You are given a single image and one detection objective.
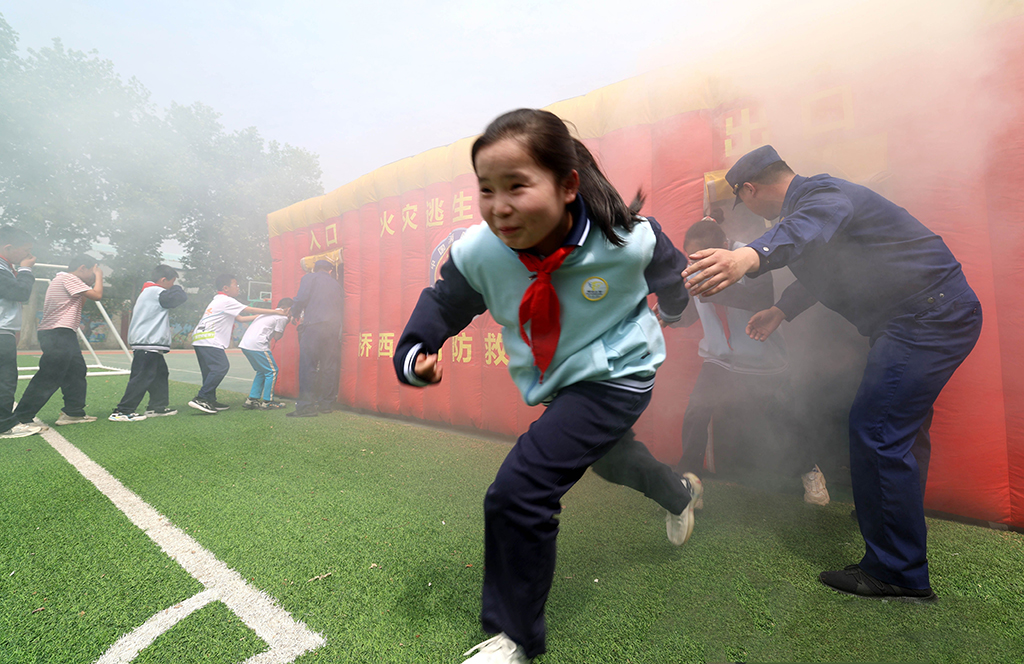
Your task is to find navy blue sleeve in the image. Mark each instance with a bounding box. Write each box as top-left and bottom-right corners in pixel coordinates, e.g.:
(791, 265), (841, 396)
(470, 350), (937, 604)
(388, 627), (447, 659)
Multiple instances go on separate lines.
(643, 217), (690, 322)
(394, 258), (487, 386)
(290, 274), (312, 319)
(775, 280), (818, 321)
(746, 187), (853, 276)
(158, 285), (188, 309)
(0, 268), (35, 303)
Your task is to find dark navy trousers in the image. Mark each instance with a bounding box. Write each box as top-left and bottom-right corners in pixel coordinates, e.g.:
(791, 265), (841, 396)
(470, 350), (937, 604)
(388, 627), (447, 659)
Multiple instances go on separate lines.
(851, 288), (982, 589)
(16, 328), (88, 421)
(0, 334), (19, 432)
(115, 350), (170, 413)
(678, 363), (816, 477)
(193, 345), (230, 403)
(480, 381), (690, 658)
(296, 322), (341, 410)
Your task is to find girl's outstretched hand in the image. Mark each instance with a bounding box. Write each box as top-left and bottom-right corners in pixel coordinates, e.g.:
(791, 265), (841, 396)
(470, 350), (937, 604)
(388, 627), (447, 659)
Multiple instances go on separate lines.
(415, 352), (443, 384)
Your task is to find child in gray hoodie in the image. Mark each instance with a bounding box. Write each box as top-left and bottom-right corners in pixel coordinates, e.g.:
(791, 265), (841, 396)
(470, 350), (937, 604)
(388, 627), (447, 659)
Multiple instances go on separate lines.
(110, 265), (188, 421)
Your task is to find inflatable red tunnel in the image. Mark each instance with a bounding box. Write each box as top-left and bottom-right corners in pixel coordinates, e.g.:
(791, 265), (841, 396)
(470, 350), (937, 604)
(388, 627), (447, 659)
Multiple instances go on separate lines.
(270, 13), (1024, 529)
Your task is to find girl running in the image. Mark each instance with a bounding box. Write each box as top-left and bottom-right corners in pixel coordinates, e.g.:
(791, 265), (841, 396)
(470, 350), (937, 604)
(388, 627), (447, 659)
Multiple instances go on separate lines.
(394, 108), (700, 663)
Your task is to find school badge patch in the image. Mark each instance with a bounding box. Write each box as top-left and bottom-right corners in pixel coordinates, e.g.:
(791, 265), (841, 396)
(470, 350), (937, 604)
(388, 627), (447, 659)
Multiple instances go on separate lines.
(581, 277), (609, 301)
(429, 228), (467, 286)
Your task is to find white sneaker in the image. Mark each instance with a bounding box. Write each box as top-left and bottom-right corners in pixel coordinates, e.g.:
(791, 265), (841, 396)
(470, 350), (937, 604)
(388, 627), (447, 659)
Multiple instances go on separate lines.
(187, 399), (217, 415)
(144, 408), (178, 417)
(55, 413), (97, 426)
(0, 423), (42, 438)
(461, 633), (529, 663)
(666, 473), (703, 546)
(108, 412), (148, 422)
(31, 417), (50, 431)
(802, 465), (830, 506)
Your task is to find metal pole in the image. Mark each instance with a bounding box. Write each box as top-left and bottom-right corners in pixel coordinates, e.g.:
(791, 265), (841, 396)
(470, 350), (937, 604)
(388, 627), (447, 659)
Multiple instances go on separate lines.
(95, 300), (132, 360)
(77, 325), (103, 367)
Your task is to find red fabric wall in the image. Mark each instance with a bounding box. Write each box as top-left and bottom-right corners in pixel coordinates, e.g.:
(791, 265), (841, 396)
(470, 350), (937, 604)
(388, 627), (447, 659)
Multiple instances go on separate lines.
(986, 25), (1024, 529)
(269, 16), (1024, 527)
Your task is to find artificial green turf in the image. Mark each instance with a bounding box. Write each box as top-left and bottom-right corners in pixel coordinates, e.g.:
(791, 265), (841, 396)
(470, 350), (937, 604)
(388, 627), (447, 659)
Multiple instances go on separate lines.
(3, 373), (1024, 663)
(0, 414), (204, 663)
(133, 601), (266, 663)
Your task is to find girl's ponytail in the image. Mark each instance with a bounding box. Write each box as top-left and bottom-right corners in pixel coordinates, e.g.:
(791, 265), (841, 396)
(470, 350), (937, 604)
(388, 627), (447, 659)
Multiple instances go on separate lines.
(572, 138), (642, 247)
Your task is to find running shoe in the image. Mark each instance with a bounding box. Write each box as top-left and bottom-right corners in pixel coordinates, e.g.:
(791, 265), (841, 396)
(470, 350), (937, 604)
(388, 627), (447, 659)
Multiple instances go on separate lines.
(144, 408), (178, 417)
(666, 473), (703, 546)
(0, 423), (42, 438)
(802, 464), (830, 506)
(187, 398), (217, 414)
(55, 413), (97, 425)
(461, 633), (529, 664)
(108, 412), (147, 422)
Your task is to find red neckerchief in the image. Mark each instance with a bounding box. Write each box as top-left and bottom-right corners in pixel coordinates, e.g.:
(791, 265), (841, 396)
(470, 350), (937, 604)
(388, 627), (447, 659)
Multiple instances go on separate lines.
(141, 281), (159, 292)
(517, 244), (576, 382)
(713, 303), (733, 350)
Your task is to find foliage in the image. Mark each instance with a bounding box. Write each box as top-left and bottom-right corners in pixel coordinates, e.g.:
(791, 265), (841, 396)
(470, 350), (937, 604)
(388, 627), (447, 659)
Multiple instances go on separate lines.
(0, 12), (323, 309)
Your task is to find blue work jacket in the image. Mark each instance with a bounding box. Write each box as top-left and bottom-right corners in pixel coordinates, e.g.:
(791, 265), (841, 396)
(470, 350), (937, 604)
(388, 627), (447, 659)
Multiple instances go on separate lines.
(748, 174), (969, 337)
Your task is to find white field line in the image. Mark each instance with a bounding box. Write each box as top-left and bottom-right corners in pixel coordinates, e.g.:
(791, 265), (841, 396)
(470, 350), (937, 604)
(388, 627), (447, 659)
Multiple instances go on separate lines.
(97, 589), (217, 663)
(40, 428), (326, 664)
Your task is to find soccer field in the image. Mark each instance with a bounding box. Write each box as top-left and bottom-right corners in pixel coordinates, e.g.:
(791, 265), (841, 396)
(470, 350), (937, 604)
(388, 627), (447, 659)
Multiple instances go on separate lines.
(2, 374), (1023, 663)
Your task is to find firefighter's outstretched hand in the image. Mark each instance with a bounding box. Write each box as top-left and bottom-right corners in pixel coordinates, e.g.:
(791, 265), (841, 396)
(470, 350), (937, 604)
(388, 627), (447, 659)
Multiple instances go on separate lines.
(682, 247), (760, 297)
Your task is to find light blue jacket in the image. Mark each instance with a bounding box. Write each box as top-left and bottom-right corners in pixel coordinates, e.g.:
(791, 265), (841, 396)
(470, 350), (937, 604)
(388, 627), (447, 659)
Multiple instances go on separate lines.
(395, 196), (690, 406)
(452, 218), (665, 405)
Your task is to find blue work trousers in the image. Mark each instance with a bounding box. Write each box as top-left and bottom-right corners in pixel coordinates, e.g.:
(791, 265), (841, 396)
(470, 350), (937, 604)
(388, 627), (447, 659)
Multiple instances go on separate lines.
(851, 288), (982, 589)
(481, 381), (690, 658)
(296, 322), (340, 410)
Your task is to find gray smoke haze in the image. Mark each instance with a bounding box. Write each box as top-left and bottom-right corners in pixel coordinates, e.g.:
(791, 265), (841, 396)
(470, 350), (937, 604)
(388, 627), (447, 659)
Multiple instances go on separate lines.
(632, 0), (1016, 484)
(4, 0), (723, 191)
(5, 1), (1012, 484)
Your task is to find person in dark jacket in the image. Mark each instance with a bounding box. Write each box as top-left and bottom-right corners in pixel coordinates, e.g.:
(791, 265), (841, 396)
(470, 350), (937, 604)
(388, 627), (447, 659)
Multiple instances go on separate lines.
(287, 260), (343, 417)
(683, 145), (982, 603)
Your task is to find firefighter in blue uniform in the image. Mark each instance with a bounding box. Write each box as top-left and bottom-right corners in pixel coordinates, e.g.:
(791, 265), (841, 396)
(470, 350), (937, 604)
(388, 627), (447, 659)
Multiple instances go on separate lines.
(683, 145), (982, 602)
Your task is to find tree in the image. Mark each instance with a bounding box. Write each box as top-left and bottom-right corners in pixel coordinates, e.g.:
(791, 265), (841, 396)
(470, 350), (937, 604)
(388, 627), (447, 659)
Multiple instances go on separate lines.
(168, 103), (323, 292)
(0, 11), (324, 315)
(0, 23), (165, 260)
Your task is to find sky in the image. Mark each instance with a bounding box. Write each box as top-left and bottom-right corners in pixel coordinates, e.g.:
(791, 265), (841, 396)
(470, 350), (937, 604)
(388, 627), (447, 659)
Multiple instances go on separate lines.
(0, 0), (837, 193)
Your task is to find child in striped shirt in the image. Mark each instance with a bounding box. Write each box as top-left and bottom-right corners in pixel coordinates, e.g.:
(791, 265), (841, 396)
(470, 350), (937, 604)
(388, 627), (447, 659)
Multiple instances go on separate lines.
(14, 255), (103, 426)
